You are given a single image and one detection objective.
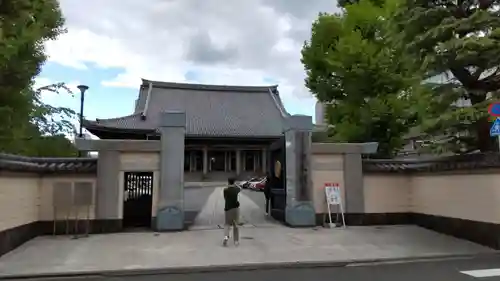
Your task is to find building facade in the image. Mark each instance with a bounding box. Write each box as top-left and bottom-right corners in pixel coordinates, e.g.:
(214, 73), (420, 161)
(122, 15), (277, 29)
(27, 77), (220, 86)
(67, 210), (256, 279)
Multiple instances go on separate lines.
(83, 79), (291, 181)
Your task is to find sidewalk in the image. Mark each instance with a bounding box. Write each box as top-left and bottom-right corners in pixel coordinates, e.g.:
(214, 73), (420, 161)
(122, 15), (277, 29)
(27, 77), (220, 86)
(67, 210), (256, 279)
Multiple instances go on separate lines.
(0, 225), (496, 278)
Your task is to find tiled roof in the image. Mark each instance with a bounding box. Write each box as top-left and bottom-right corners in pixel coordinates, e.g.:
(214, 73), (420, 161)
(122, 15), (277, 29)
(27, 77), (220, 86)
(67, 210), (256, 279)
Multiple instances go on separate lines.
(84, 79), (289, 138)
(363, 153), (500, 173)
(0, 153), (97, 174)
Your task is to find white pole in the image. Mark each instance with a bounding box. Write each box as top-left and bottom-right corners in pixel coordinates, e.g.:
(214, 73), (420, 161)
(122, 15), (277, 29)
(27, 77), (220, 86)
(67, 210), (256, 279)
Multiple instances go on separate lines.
(339, 202), (346, 228)
(327, 202), (333, 228)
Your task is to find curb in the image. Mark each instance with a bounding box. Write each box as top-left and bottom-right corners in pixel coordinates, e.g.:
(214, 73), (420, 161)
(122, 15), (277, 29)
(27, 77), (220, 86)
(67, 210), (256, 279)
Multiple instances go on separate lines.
(1, 252), (499, 279)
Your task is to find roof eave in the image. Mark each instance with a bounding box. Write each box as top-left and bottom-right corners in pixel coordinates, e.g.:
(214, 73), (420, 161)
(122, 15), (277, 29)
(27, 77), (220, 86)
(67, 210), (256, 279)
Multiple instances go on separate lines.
(141, 78), (278, 93)
(83, 124), (284, 139)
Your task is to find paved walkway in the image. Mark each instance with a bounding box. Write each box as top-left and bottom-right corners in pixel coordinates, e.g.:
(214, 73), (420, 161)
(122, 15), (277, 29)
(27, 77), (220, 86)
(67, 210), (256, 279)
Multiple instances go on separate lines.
(0, 225), (496, 277)
(191, 187), (272, 230)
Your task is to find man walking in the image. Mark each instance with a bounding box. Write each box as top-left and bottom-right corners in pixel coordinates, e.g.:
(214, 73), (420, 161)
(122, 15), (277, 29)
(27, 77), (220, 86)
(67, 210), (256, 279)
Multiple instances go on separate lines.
(223, 177), (240, 246)
(264, 172), (272, 216)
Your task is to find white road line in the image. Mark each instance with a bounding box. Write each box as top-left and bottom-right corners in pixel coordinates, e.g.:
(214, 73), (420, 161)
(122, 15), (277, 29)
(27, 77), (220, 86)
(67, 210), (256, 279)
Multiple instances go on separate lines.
(460, 268), (500, 278)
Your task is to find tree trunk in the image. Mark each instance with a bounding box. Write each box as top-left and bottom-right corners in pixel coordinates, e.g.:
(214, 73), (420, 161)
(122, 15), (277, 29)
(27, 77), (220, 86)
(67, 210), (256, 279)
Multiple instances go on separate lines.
(476, 117), (496, 152)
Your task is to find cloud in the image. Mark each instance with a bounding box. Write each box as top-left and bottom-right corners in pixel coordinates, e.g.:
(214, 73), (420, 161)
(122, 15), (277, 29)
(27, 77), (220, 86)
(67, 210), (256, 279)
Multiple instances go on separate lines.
(45, 0), (341, 115)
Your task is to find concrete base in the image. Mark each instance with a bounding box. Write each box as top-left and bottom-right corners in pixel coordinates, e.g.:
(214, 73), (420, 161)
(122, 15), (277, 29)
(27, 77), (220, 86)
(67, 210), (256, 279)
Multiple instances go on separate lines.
(285, 202), (316, 227)
(156, 206), (184, 231)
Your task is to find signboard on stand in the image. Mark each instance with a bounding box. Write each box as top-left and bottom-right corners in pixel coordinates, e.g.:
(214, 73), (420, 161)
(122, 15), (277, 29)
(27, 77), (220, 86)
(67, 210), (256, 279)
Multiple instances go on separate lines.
(324, 183), (346, 228)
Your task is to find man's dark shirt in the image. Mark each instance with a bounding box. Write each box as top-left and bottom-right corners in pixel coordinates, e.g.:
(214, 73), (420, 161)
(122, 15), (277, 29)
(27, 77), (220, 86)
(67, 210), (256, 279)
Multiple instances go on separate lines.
(224, 185), (240, 211)
(264, 177), (271, 198)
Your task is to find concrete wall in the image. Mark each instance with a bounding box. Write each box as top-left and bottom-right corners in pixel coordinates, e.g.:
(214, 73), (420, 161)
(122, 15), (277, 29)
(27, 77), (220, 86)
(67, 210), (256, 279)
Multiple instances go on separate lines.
(310, 148), (500, 248)
(363, 172), (500, 224)
(311, 154), (345, 214)
(39, 175), (97, 221)
(0, 174), (40, 232)
(310, 147), (500, 226)
(363, 175), (411, 213)
(0, 172), (97, 232)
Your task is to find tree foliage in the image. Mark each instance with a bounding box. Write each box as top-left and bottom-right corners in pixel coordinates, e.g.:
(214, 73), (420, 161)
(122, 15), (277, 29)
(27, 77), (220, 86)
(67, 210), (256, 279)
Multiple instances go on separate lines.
(1, 83), (79, 157)
(393, 0), (500, 153)
(0, 0), (78, 157)
(302, 0), (426, 157)
(32, 83), (77, 136)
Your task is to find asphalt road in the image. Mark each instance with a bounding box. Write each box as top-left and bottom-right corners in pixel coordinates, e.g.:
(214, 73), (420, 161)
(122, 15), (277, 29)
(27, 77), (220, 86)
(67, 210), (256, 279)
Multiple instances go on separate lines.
(13, 255), (500, 281)
(8, 256), (500, 281)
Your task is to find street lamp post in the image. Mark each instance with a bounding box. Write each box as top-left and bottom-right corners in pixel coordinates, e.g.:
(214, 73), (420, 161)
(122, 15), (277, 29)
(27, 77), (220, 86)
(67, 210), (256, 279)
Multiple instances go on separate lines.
(76, 85), (89, 157)
(77, 85), (89, 138)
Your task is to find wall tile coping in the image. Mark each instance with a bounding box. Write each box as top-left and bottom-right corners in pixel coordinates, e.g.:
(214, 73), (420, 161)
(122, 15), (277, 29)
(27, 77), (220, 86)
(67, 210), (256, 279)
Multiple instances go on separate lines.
(363, 153), (500, 173)
(0, 153), (97, 174)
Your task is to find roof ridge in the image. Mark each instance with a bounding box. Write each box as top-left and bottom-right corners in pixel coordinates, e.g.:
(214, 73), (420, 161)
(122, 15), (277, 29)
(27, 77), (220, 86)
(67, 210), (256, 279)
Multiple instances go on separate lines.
(267, 88), (290, 118)
(141, 78), (278, 93)
(89, 113), (142, 123)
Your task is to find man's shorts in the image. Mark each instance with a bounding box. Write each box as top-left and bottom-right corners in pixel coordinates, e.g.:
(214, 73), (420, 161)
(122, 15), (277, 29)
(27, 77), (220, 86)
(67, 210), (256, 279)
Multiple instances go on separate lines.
(225, 208), (239, 225)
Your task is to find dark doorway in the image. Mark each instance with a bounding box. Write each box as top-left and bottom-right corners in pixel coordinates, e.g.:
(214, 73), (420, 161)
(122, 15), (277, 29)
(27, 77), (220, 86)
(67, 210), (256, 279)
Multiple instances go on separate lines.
(268, 137), (286, 223)
(208, 151), (225, 171)
(123, 172), (154, 228)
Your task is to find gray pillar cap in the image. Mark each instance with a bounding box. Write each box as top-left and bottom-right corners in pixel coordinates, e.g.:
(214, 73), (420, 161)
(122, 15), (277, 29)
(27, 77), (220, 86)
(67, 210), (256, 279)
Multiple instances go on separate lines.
(158, 111), (186, 128)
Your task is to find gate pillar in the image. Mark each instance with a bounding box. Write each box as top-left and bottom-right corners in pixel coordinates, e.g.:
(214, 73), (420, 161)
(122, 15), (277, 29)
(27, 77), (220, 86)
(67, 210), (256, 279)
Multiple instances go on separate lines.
(284, 115), (315, 227)
(156, 111), (186, 231)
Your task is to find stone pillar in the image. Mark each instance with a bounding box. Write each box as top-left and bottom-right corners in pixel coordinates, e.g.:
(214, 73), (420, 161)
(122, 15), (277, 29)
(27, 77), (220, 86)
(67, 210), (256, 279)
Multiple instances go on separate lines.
(284, 115), (315, 227)
(96, 151), (121, 223)
(156, 111), (186, 231)
(203, 146), (208, 175)
(236, 149), (241, 176)
(189, 151), (194, 172)
(343, 153), (364, 213)
(253, 151), (257, 172)
(262, 148), (267, 174)
(224, 151), (228, 172)
(242, 151), (246, 171)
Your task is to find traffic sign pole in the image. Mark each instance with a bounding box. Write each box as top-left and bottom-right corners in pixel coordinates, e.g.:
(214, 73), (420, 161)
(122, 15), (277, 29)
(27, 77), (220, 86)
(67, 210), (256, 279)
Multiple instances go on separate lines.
(490, 118), (500, 152)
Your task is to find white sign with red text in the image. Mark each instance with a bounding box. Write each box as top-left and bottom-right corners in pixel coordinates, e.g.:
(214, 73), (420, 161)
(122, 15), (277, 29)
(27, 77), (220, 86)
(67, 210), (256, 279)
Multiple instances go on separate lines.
(324, 183), (342, 205)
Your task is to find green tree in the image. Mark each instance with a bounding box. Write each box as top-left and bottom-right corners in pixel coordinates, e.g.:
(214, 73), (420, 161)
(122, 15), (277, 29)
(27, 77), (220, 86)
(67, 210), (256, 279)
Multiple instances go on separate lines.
(338, 0), (385, 8)
(32, 83), (77, 136)
(302, 0), (426, 157)
(393, 0), (500, 153)
(0, 0), (78, 157)
(3, 83), (79, 157)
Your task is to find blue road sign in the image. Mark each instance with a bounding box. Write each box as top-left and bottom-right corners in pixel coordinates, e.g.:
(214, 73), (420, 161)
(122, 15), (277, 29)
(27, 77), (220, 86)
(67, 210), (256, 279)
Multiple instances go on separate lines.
(490, 118), (500, 137)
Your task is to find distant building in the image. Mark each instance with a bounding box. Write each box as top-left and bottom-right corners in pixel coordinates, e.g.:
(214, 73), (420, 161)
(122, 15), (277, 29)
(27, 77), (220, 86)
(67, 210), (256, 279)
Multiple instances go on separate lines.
(315, 101), (331, 125)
